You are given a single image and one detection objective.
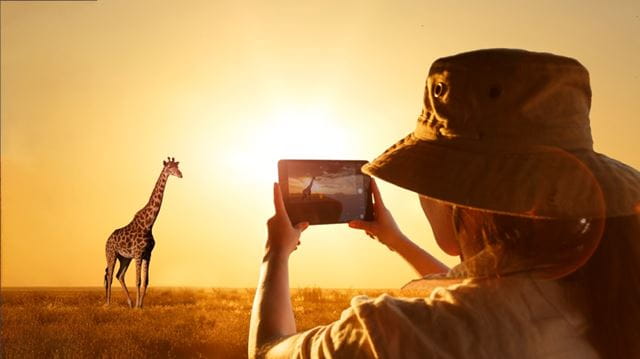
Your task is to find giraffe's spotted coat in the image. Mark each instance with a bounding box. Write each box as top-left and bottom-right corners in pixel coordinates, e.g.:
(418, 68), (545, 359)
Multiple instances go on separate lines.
(104, 157), (182, 308)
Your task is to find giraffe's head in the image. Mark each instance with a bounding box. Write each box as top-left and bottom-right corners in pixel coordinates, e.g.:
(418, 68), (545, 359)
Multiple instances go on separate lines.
(163, 157), (183, 178)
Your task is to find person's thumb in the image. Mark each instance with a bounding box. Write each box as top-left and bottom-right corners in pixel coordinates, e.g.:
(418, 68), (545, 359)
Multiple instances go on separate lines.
(348, 220), (374, 232)
(294, 222), (310, 232)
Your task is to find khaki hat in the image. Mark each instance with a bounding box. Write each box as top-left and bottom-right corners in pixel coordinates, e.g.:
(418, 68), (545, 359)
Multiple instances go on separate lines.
(363, 49), (640, 219)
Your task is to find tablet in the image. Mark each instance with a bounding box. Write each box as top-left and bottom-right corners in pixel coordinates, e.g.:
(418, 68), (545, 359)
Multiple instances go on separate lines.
(278, 159), (374, 225)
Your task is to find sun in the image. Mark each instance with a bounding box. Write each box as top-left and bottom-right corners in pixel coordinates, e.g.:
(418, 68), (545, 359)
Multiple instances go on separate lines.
(227, 102), (356, 184)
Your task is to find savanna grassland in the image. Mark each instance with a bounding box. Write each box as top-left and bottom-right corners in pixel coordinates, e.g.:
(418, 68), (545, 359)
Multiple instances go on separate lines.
(0, 287), (416, 358)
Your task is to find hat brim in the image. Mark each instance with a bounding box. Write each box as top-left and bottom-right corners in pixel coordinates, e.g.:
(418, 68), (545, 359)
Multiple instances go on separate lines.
(362, 133), (640, 218)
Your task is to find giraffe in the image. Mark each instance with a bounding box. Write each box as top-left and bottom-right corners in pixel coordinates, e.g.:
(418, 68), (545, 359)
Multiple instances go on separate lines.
(302, 176), (316, 199)
(104, 157), (182, 308)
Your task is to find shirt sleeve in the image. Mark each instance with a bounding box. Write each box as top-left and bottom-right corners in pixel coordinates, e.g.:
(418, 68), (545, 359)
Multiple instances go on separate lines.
(284, 299), (377, 359)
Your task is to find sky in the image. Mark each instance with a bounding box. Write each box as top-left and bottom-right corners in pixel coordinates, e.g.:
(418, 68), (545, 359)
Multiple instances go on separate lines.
(1, 0), (639, 288)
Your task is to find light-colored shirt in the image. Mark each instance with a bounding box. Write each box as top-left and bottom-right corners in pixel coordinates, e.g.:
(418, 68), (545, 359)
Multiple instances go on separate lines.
(284, 276), (597, 358)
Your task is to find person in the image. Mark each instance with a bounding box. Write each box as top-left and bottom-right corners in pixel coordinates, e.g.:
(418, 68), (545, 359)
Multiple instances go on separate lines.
(248, 49), (640, 358)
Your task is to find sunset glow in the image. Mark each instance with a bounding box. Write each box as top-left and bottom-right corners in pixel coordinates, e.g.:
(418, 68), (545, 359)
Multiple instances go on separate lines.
(1, 0), (639, 288)
(228, 102), (353, 184)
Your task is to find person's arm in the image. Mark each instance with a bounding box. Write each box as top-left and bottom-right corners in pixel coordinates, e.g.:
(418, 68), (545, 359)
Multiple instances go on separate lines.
(248, 183), (309, 359)
(349, 178), (449, 276)
(384, 232), (450, 276)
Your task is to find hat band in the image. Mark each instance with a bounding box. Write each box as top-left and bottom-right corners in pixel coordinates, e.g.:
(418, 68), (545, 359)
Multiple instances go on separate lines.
(414, 115), (594, 151)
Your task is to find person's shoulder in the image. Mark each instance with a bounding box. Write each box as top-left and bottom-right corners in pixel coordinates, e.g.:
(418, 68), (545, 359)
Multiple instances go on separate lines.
(346, 278), (492, 316)
(341, 277), (586, 358)
(339, 284), (493, 358)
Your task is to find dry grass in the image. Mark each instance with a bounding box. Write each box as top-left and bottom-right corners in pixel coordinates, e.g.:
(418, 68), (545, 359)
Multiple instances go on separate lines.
(0, 287), (412, 358)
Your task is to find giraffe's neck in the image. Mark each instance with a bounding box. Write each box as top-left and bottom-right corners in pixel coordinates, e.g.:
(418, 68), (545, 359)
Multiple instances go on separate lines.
(134, 169), (170, 230)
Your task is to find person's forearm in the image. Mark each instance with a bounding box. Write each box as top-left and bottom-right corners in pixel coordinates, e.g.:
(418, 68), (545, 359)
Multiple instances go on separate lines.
(248, 250), (296, 359)
(392, 234), (450, 276)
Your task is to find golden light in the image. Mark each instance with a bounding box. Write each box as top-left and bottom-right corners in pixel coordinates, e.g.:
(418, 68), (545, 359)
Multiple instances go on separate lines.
(227, 101), (355, 184)
(2, 0), (638, 290)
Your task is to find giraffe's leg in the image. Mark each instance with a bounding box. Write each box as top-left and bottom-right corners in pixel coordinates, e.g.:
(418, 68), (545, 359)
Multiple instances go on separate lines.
(104, 247), (117, 306)
(139, 254), (151, 308)
(116, 255), (133, 308)
(134, 257), (142, 308)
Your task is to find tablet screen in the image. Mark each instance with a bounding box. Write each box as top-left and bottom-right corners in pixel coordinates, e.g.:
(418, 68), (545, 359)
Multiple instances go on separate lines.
(278, 160), (373, 225)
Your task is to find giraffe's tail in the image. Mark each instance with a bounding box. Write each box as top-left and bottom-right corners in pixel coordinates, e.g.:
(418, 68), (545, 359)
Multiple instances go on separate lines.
(104, 266), (108, 289)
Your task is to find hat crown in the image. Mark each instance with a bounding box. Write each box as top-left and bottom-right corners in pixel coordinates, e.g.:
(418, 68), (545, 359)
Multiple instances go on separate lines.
(416, 49), (593, 150)
(364, 48), (640, 220)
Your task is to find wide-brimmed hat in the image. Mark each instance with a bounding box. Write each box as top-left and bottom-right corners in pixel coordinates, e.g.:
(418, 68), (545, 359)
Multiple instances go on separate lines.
(363, 49), (640, 219)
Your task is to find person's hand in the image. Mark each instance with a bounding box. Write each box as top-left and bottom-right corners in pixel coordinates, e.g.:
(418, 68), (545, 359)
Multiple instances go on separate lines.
(348, 178), (407, 251)
(266, 182), (309, 258)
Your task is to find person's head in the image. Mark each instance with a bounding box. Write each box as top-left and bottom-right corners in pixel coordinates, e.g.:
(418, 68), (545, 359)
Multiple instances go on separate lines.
(362, 49), (639, 267)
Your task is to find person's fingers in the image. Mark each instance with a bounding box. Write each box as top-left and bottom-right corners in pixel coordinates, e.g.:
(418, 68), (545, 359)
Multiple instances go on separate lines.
(370, 178), (385, 207)
(273, 182), (289, 217)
